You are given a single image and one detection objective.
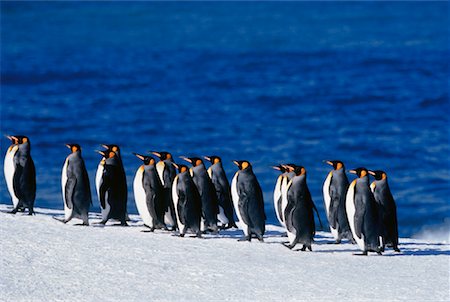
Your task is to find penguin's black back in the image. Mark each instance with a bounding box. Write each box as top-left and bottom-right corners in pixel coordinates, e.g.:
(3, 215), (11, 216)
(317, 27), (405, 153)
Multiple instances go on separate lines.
(236, 167), (266, 236)
(373, 179), (399, 247)
(329, 169), (352, 237)
(192, 165), (218, 227)
(210, 163), (235, 224)
(13, 142), (36, 209)
(142, 165), (165, 225)
(103, 157), (128, 220)
(176, 172), (202, 231)
(66, 151), (91, 218)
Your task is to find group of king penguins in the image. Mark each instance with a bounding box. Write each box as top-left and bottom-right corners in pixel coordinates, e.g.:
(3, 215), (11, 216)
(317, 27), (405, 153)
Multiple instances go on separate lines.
(4, 135), (400, 255)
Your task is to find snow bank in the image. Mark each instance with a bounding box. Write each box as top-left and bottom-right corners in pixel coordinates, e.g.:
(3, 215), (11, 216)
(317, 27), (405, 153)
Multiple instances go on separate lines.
(1, 204), (449, 302)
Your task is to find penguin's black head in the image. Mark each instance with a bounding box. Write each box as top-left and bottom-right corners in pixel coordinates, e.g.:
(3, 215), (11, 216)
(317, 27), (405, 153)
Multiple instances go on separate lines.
(271, 165), (286, 173)
(133, 153), (156, 165)
(285, 164), (306, 176)
(7, 135), (29, 144)
(233, 160), (251, 170)
(173, 163), (189, 173)
(150, 151), (173, 161)
(324, 160), (345, 170)
(96, 150), (116, 159)
(368, 170), (387, 180)
(349, 167), (368, 178)
(66, 144), (81, 153)
(204, 156), (221, 165)
(101, 144), (120, 153)
(180, 156), (203, 167)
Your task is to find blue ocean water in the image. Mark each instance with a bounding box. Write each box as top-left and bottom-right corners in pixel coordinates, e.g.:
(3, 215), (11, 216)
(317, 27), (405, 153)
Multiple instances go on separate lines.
(1, 2), (449, 237)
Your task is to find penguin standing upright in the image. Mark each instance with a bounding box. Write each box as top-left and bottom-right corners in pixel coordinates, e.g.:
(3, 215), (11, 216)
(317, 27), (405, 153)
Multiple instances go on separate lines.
(204, 155), (237, 229)
(323, 160), (354, 243)
(181, 157), (219, 233)
(231, 160), (266, 242)
(96, 150), (128, 225)
(132, 153), (166, 231)
(150, 151), (177, 230)
(282, 164), (316, 250)
(368, 170), (400, 252)
(3, 135), (36, 214)
(272, 164), (291, 227)
(172, 164), (202, 237)
(59, 144), (91, 225)
(346, 167), (382, 255)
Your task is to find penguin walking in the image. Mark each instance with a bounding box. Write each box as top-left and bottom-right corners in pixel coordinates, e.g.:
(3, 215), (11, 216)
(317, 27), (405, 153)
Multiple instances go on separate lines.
(181, 157), (219, 233)
(204, 155), (237, 229)
(133, 153), (166, 231)
(172, 164), (202, 237)
(282, 164), (316, 251)
(368, 170), (400, 252)
(150, 151), (178, 230)
(323, 160), (354, 243)
(3, 135), (36, 214)
(346, 167), (382, 255)
(95, 150), (128, 225)
(58, 144), (91, 225)
(231, 160), (266, 242)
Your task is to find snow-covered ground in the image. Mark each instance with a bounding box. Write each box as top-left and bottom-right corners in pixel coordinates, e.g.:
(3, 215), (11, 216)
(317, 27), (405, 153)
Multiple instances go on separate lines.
(1, 204), (449, 302)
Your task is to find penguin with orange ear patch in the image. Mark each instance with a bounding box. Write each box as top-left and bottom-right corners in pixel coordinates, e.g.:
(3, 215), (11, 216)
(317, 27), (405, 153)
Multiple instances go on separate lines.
(133, 153), (166, 231)
(180, 156), (219, 233)
(3, 135), (36, 215)
(96, 150), (128, 226)
(346, 167), (382, 255)
(231, 160), (266, 242)
(204, 155), (237, 229)
(368, 170), (400, 252)
(57, 144), (91, 225)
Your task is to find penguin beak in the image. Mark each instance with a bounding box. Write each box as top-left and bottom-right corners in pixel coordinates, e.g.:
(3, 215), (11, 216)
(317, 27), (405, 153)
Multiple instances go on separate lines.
(203, 156), (211, 162)
(271, 166), (281, 171)
(172, 163), (179, 170)
(150, 151), (161, 158)
(95, 150), (106, 157)
(100, 144), (109, 149)
(232, 160), (239, 167)
(368, 170), (376, 176)
(133, 153), (145, 161)
(180, 156), (192, 163)
(324, 160), (333, 166)
(65, 144), (71, 149)
(5, 135), (12, 141)
(349, 169), (357, 174)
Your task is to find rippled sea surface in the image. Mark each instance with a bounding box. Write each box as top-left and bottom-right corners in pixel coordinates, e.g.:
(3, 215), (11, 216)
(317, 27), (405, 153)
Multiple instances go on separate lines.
(1, 2), (449, 237)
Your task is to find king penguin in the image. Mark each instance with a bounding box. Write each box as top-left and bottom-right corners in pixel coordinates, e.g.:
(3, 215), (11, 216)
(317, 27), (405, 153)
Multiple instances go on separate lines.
(181, 156), (219, 233)
(150, 151), (178, 231)
(346, 167), (382, 255)
(133, 153), (166, 231)
(323, 160), (354, 243)
(172, 163), (202, 237)
(96, 150), (128, 225)
(282, 164), (316, 251)
(204, 155), (237, 229)
(272, 164), (291, 228)
(3, 135), (36, 214)
(368, 170), (400, 252)
(59, 144), (91, 225)
(231, 160), (266, 242)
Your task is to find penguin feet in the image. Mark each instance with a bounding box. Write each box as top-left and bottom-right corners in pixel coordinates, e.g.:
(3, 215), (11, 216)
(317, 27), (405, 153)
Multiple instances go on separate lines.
(394, 247), (401, 253)
(120, 221), (129, 226)
(282, 242), (295, 250)
(300, 245), (307, 251)
(93, 220), (107, 225)
(179, 233), (185, 238)
(353, 251), (368, 256)
(238, 236), (251, 242)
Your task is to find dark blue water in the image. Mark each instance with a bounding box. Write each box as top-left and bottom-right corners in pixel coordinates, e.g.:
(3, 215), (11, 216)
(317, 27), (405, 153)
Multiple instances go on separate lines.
(1, 2), (449, 237)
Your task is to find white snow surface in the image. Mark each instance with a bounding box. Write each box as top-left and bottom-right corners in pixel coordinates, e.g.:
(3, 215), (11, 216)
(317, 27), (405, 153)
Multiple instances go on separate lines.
(1, 204), (449, 302)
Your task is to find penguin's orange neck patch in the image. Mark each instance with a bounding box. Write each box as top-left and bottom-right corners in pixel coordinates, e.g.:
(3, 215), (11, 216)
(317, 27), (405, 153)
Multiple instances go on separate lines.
(242, 162), (249, 169)
(166, 153), (172, 159)
(214, 158), (220, 164)
(149, 158), (155, 165)
(181, 166), (187, 173)
(300, 167), (306, 175)
(336, 162), (343, 170)
(112, 146), (118, 152)
(360, 170), (367, 178)
(108, 151), (115, 158)
(382, 173), (387, 180)
(22, 137), (28, 143)
(195, 159), (202, 167)
(71, 146), (78, 153)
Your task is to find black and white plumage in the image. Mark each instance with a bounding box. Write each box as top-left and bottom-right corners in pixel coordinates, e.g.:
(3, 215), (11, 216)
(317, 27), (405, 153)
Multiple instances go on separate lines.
(369, 170), (400, 252)
(96, 150), (128, 225)
(172, 164), (202, 237)
(150, 151), (177, 230)
(346, 168), (382, 255)
(272, 164), (295, 228)
(133, 153), (166, 231)
(323, 160), (354, 243)
(204, 156), (237, 229)
(231, 160), (266, 242)
(282, 164), (317, 251)
(60, 144), (91, 225)
(3, 135), (36, 215)
(181, 156), (219, 233)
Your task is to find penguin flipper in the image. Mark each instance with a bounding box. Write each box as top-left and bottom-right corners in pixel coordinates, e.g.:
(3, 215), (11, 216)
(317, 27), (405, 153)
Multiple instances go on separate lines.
(99, 176), (110, 210)
(354, 205), (364, 239)
(12, 164), (24, 202)
(65, 177), (77, 210)
(237, 193), (251, 227)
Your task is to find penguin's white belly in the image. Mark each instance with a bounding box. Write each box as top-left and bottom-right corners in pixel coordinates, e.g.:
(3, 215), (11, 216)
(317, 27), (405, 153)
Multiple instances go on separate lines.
(323, 172), (338, 240)
(273, 175), (284, 227)
(217, 205), (229, 225)
(164, 207), (175, 227)
(61, 158), (72, 220)
(156, 161), (165, 186)
(171, 175), (185, 230)
(133, 167), (153, 227)
(4, 146), (19, 208)
(96, 161), (110, 221)
(346, 180), (365, 251)
(280, 177), (290, 225)
(231, 172), (248, 236)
